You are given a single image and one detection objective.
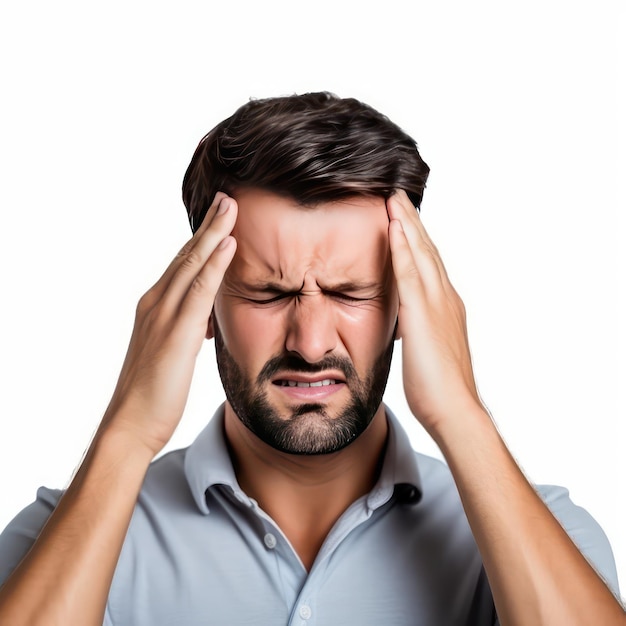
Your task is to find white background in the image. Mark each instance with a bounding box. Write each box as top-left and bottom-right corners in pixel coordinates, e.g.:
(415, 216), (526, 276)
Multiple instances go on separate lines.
(0, 0), (624, 599)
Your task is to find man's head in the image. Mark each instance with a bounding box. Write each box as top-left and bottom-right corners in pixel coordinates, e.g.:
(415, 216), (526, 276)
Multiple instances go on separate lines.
(182, 92), (429, 232)
(182, 94), (429, 455)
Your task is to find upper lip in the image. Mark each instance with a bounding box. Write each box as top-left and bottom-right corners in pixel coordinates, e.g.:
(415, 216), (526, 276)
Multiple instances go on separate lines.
(271, 372), (347, 384)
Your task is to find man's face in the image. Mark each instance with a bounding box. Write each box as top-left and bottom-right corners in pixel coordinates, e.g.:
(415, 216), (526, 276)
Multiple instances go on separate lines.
(212, 188), (398, 455)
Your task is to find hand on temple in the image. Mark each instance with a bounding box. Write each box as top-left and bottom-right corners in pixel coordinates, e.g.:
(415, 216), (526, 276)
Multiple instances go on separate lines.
(102, 191), (237, 457)
(387, 190), (483, 438)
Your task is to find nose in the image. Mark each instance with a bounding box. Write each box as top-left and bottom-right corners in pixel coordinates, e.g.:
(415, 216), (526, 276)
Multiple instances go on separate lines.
(284, 293), (338, 363)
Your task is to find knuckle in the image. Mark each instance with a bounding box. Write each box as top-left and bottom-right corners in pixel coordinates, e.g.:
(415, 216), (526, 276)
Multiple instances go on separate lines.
(406, 265), (421, 280)
(453, 292), (466, 316)
(188, 273), (214, 297)
(177, 241), (194, 258)
(180, 249), (203, 271)
(399, 265), (424, 292)
(136, 289), (171, 328)
(415, 239), (434, 258)
(136, 291), (155, 316)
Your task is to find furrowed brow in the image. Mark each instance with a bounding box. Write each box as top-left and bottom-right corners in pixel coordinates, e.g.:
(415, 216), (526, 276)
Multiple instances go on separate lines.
(240, 280), (304, 294)
(239, 280), (382, 296)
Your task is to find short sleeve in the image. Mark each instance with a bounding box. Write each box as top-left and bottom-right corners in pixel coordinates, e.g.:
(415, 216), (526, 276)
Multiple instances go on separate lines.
(0, 486), (63, 586)
(488, 484), (620, 625)
(537, 484), (620, 598)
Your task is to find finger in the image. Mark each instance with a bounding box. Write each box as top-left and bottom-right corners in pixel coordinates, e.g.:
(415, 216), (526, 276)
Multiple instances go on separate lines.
(142, 193), (234, 308)
(175, 235), (237, 343)
(387, 192), (456, 296)
(387, 191), (439, 259)
(387, 190), (434, 245)
(177, 191), (231, 254)
(389, 192), (467, 329)
(388, 218), (426, 306)
(387, 193), (444, 291)
(160, 198), (238, 312)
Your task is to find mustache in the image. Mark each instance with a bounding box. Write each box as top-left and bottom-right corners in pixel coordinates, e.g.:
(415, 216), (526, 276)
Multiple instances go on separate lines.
(257, 353), (357, 383)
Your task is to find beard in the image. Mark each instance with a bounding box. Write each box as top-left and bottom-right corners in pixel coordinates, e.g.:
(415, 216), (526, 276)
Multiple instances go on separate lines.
(213, 320), (395, 455)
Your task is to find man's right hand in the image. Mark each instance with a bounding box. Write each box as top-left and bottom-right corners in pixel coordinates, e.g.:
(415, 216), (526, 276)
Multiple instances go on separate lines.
(102, 191), (237, 457)
(0, 192), (238, 626)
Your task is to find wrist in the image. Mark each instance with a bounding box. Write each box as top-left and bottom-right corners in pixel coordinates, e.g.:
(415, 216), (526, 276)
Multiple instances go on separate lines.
(93, 414), (159, 469)
(98, 397), (175, 460)
(427, 401), (496, 454)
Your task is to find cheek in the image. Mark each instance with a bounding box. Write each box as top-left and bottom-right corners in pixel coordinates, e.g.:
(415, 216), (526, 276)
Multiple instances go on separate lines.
(213, 298), (286, 369)
(336, 301), (398, 361)
(213, 294), (398, 373)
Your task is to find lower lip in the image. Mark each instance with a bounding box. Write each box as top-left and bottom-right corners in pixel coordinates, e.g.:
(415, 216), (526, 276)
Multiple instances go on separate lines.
(273, 382), (346, 401)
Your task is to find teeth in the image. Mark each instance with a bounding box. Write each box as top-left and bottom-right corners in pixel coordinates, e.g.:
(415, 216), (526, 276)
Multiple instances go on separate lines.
(281, 379), (337, 387)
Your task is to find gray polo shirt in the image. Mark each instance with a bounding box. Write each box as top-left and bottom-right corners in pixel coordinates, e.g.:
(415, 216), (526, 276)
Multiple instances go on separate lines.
(0, 406), (619, 625)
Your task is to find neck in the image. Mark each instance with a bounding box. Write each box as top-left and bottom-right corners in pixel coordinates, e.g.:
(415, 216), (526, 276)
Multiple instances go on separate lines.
(224, 404), (388, 570)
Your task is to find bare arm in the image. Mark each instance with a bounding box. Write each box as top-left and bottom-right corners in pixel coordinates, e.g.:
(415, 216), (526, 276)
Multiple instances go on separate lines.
(0, 193), (238, 626)
(387, 190), (625, 625)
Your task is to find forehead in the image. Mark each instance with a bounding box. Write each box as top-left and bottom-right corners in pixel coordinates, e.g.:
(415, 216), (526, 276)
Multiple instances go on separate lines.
(229, 189), (391, 285)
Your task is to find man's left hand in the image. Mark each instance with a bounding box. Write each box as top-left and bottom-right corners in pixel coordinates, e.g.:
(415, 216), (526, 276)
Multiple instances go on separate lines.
(386, 190), (484, 437)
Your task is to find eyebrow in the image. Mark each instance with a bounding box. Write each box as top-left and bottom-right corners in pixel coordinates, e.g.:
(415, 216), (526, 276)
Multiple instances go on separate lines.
(240, 280), (382, 294)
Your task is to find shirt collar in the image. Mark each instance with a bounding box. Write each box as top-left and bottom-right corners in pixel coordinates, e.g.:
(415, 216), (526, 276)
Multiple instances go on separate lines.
(366, 405), (423, 509)
(184, 405), (238, 514)
(184, 403), (422, 515)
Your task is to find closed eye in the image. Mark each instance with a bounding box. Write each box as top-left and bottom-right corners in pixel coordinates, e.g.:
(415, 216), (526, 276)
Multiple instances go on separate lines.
(243, 292), (296, 305)
(326, 291), (372, 304)
(242, 289), (378, 306)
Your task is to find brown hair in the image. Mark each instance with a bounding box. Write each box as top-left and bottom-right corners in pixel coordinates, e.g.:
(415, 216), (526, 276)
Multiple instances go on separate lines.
(182, 92), (429, 232)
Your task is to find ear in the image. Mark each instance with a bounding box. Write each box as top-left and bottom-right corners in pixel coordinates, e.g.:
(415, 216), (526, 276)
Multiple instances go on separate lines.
(206, 312), (215, 340)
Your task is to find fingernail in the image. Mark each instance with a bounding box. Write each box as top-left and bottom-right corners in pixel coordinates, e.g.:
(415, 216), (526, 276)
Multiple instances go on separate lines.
(217, 199), (230, 215)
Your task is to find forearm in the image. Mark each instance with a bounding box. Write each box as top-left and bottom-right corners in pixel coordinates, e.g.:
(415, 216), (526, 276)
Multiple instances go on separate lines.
(432, 406), (625, 626)
(0, 193), (236, 625)
(0, 421), (154, 626)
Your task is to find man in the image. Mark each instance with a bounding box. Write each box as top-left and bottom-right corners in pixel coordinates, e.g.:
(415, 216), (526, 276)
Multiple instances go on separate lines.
(0, 93), (623, 625)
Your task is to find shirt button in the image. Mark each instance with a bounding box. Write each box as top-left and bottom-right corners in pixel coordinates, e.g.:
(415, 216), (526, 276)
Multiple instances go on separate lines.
(299, 604), (312, 620)
(263, 533), (277, 549)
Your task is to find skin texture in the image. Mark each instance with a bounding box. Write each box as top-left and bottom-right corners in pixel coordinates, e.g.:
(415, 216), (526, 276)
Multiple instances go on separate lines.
(0, 191), (239, 625)
(0, 188), (624, 625)
(386, 190), (625, 624)
(213, 189), (398, 456)
(213, 320), (395, 454)
(213, 190), (399, 567)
